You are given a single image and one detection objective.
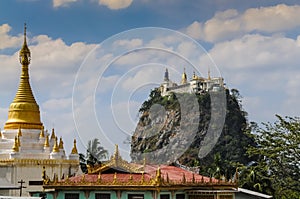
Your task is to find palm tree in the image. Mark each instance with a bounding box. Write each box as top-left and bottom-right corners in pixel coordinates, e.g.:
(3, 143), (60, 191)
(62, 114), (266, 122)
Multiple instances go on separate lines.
(79, 138), (108, 173)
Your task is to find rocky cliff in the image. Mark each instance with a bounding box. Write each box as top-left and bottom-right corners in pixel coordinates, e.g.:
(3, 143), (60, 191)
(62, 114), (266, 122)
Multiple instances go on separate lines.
(130, 88), (256, 177)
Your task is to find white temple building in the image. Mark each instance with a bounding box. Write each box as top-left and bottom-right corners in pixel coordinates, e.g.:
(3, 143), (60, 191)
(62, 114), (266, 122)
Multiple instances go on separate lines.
(0, 25), (79, 196)
(160, 68), (225, 96)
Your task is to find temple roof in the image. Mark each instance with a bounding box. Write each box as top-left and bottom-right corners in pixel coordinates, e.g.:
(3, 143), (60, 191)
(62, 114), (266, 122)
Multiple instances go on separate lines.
(42, 145), (237, 189)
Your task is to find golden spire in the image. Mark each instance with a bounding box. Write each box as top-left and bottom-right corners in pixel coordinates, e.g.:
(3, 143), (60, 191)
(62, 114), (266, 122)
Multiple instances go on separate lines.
(97, 172), (102, 183)
(12, 136), (19, 152)
(51, 128), (56, 139)
(44, 135), (49, 147)
(58, 137), (64, 149)
(192, 71), (198, 80)
(4, 24), (42, 130)
(71, 139), (78, 154)
(17, 135), (21, 147)
(155, 167), (162, 185)
(18, 127), (22, 137)
(181, 68), (187, 84)
(208, 67), (211, 80)
(52, 137), (59, 153)
(39, 126), (44, 138)
(113, 144), (119, 159)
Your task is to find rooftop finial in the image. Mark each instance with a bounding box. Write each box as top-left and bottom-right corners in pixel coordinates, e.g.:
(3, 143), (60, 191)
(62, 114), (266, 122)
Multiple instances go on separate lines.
(59, 137), (64, 149)
(44, 135), (50, 147)
(19, 23), (31, 65)
(71, 139), (78, 154)
(52, 137), (59, 153)
(24, 23), (27, 44)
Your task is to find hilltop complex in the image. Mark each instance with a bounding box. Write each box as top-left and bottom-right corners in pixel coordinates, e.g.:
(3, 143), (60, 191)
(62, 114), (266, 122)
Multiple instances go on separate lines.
(160, 68), (225, 96)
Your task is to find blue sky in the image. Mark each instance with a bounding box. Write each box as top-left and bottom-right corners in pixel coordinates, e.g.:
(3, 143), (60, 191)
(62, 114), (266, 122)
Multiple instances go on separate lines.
(1, 0), (300, 159)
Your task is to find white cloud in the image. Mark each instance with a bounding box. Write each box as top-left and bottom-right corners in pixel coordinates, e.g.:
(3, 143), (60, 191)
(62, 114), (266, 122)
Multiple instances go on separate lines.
(185, 4), (300, 42)
(121, 66), (161, 91)
(199, 33), (300, 123)
(42, 98), (72, 111)
(98, 0), (133, 10)
(204, 34), (300, 72)
(53, 0), (78, 8)
(185, 21), (202, 40)
(0, 24), (23, 50)
(113, 38), (143, 49)
(243, 4), (300, 32)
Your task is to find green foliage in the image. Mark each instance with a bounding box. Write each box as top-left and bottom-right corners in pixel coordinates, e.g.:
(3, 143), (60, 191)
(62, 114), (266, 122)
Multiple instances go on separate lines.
(134, 88), (256, 180)
(79, 138), (108, 174)
(242, 115), (300, 198)
(183, 89), (256, 180)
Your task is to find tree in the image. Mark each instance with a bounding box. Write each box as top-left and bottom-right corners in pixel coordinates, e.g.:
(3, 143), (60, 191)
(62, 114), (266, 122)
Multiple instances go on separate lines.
(79, 138), (108, 173)
(244, 115), (300, 198)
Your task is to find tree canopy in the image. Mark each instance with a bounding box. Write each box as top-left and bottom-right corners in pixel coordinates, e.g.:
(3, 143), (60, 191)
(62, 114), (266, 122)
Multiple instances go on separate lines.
(240, 115), (300, 198)
(79, 138), (108, 173)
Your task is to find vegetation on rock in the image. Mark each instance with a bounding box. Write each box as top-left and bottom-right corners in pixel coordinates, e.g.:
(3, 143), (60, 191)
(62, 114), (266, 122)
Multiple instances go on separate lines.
(131, 88), (256, 179)
(131, 87), (300, 198)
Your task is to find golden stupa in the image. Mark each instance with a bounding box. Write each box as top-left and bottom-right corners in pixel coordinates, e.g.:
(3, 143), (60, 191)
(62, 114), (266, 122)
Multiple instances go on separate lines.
(4, 24), (42, 130)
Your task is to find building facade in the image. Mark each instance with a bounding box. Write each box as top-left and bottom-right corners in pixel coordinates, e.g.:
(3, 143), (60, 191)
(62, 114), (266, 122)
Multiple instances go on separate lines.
(31, 145), (271, 199)
(0, 25), (79, 196)
(160, 69), (225, 97)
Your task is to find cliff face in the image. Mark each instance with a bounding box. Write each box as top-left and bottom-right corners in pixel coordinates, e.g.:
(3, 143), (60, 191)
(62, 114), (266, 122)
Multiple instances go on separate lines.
(130, 88), (255, 176)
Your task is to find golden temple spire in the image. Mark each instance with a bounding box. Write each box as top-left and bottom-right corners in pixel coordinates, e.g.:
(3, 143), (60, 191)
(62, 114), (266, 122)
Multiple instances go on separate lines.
(51, 128), (56, 139)
(39, 126), (44, 138)
(208, 67), (211, 80)
(155, 167), (162, 185)
(71, 139), (78, 154)
(44, 135), (50, 147)
(4, 24), (42, 130)
(58, 137), (64, 149)
(17, 135), (21, 147)
(52, 137), (59, 153)
(12, 136), (19, 152)
(18, 127), (22, 137)
(113, 144), (119, 159)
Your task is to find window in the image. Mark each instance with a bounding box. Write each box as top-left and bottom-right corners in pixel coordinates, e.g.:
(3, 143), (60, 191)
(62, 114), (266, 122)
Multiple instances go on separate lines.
(176, 194), (185, 199)
(65, 193), (79, 199)
(189, 195), (214, 199)
(128, 194), (144, 199)
(219, 195), (233, 199)
(96, 193), (111, 199)
(160, 194), (170, 199)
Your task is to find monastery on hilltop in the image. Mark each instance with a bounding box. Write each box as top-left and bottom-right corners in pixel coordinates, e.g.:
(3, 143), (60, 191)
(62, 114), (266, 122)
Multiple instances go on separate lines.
(160, 68), (225, 96)
(0, 25), (79, 196)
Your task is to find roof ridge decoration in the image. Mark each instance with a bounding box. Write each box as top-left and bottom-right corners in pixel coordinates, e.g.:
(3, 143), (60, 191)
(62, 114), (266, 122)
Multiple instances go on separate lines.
(88, 144), (144, 174)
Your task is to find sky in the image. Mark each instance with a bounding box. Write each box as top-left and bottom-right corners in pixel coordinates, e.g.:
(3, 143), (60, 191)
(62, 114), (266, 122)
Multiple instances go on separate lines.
(0, 0), (300, 160)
